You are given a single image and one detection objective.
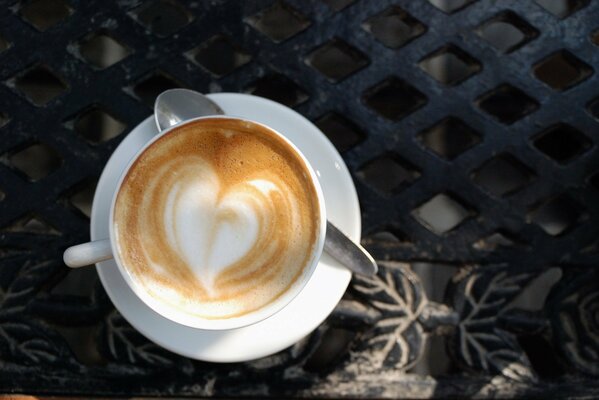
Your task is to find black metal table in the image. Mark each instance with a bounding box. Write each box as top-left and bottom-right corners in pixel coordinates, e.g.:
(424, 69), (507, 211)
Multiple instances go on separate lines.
(1, 0), (598, 398)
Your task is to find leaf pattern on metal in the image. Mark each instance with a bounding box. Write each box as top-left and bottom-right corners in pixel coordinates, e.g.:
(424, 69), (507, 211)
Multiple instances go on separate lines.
(0, 258), (70, 365)
(446, 266), (537, 381)
(99, 310), (190, 369)
(0, 319), (66, 364)
(352, 262), (426, 371)
(547, 268), (599, 376)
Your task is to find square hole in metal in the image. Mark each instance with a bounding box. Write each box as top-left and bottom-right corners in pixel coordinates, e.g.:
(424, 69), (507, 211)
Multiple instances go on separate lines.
(356, 153), (419, 195)
(186, 34), (251, 77)
(130, 0), (192, 38)
(362, 6), (426, 49)
(363, 78), (427, 120)
(78, 33), (131, 69)
(19, 0), (72, 31)
(130, 71), (184, 108)
(0, 36), (10, 53)
(412, 193), (472, 235)
(68, 179), (98, 218)
(0, 112), (10, 129)
(592, 29), (599, 46)
(473, 230), (520, 251)
(475, 11), (539, 53)
(70, 106), (127, 144)
(419, 45), (481, 86)
(12, 65), (68, 106)
(306, 38), (368, 82)
(533, 123), (591, 164)
(245, 74), (309, 108)
(587, 97), (599, 121)
(418, 117), (481, 160)
(314, 113), (365, 152)
(321, 0), (355, 11)
(7, 142), (61, 181)
(535, 0), (589, 19)
(588, 171), (599, 192)
(428, 0), (476, 14)
(528, 194), (585, 236)
(5, 213), (60, 235)
(533, 50), (592, 91)
(304, 327), (356, 373)
(472, 153), (534, 197)
(365, 225), (411, 243)
(246, 1), (310, 43)
(476, 84), (539, 124)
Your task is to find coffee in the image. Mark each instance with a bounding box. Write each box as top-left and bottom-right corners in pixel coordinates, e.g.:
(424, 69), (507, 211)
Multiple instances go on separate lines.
(113, 118), (321, 320)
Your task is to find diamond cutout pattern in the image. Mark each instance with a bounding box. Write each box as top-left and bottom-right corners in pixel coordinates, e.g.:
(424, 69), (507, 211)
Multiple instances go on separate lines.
(592, 29), (599, 46)
(130, 0), (192, 37)
(412, 193), (471, 234)
(306, 38), (368, 82)
(472, 153), (534, 197)
(130, 71), (184, 108)
(587, 97), (599, 121)
(0, 112), (10, 129)
(428, 0), (476, 14)
(322, 0), (355, 12)
(12, 65), (68, 106)
(473, 231), (518, 251)
(357, 153), (419, 195)
(419, 45), (481, 86)
(366, 225), (411, 243)
(418, 117), (481, 160)
(529, 194), (585, 236)
(79, 33), (131, 69)
(533, 123), (591, 164)
(7, 143), (61, 181)
(362, 6), (426, 49)
(70, 106), (127, 144)
(535, 0), (589, 19)
(2, 0), (599, 391)
(477, 84), (539, 124)
(588, 171), (599, 192)
(476, 11), (539, 53)
(533, 50), (592, 91)
(68, 179), (98, 218)
(246, 74), (309, 108)
(19, 0), (72, 31)
(246, 1), (310, 43)
(314, 113), (365, 152)
(363, 78), (427, 120)
(186, 35), (251, 77)
(5, 214), (60, 235)
(0, 36), (10, 53)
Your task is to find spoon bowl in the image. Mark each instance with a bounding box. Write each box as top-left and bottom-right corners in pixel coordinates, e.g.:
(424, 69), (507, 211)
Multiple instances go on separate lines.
(155, 88), (225, 131)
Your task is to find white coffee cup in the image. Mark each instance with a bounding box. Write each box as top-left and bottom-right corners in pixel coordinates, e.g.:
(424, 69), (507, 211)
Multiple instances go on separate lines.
(63, 116), (327, 331)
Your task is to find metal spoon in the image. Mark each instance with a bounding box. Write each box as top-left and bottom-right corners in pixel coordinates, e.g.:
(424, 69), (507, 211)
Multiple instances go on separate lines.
(154, 89), (377, 277)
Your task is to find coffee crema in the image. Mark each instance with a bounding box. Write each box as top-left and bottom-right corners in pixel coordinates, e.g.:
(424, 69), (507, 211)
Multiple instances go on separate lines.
(113, 118), (321, 319)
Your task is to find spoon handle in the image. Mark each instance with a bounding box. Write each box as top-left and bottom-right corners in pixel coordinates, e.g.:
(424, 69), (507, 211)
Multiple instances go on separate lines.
(324, 221), (378, 277)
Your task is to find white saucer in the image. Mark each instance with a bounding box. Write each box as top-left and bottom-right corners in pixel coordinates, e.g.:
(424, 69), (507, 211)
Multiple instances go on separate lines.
(91, 93), (361, 362)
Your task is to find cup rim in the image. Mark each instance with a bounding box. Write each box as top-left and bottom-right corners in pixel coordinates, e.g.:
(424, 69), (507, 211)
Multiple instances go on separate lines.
(107, 115), (327, 331)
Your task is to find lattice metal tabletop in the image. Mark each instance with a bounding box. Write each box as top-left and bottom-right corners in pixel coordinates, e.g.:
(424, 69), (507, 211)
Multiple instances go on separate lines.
(1, 0), (599, 398)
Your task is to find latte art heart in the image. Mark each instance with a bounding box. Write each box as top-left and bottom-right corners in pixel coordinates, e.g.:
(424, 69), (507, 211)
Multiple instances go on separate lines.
(165, 166), (290, 294)
(114, 119), (320, 320)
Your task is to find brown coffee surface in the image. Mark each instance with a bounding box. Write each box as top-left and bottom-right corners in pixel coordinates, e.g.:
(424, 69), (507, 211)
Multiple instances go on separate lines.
(113, 118), (320, 319)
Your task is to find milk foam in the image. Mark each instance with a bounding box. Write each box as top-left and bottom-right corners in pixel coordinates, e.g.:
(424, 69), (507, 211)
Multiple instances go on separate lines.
(113, 118), (320, 319)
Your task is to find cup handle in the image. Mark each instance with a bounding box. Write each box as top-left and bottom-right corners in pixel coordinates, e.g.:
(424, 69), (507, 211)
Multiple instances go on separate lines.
(63, 239), (113, 268)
